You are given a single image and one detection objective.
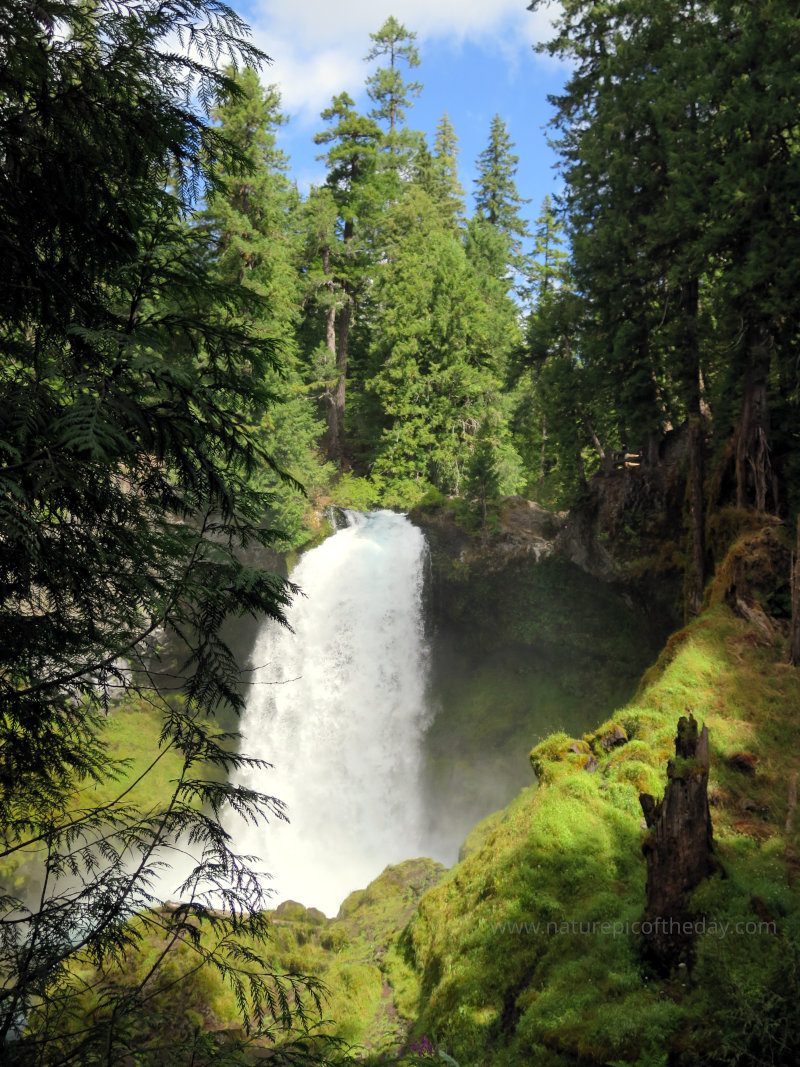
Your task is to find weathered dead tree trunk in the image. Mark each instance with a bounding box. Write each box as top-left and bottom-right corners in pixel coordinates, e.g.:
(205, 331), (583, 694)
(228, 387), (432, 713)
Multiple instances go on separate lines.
(639, 713), (715, 972)
(791, 515), (800, 666)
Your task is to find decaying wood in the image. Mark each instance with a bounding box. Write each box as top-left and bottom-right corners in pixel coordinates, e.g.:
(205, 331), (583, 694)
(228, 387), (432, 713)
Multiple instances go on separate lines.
(734, 595), (775, 644)
(791, 516), (800, 666)
(786, 770), (798, 835)
(639, 712), (715, 972)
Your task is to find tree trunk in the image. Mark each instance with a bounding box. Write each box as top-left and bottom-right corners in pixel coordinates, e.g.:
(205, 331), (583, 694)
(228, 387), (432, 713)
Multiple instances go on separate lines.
(576, 449), (587, 491)
(687, 414), (705, 615)
(684, 277), (705, 617)
(791, 515), (800, 666)
(583, 416), (608, 471)
(325, 218), (355, 465)
(639, 713), (715, 972)
(735, 323), (775, 513)
(330, 298), (350, 464)
(321, 244), (344, 462)
(538, 415), (547, 489)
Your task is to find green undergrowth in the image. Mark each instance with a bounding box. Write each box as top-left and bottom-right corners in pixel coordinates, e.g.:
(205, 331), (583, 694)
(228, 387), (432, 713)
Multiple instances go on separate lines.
(83, 595), (800, 1066)
(261, 859), (447, 1055)
(0, 694), (188, 897)
(86, 692), (193, 808)
(45, 858), (448, 1063)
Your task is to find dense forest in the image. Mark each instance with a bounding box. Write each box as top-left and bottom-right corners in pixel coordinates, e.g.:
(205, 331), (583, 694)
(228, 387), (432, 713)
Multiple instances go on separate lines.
(2, 0), (800, 1063)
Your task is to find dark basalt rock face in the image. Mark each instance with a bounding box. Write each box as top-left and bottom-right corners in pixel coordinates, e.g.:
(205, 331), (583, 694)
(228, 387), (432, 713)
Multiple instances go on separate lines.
(555, 457), (686, 638)
(639, 713), (715, 972)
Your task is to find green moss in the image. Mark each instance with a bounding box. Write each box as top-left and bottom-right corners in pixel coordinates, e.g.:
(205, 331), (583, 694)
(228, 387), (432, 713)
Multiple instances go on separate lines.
(54, 858), (449, 1061)
(458, 809), (506, 862)
(404, 593), (800, 1066)
(422, 550), (663, 848)
(86, 693), (189, 808)
(275, 900), (310, 922)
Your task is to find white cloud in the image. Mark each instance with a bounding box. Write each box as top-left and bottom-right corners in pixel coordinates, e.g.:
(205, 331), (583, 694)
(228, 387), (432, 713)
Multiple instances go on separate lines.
(245, 0), (561, 124)
(256, 36), (365, 123)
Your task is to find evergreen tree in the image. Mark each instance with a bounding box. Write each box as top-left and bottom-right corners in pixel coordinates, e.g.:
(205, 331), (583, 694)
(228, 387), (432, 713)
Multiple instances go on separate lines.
(312, 92), (383, 462)
(511, 197), (580, 499)
(364, 15), (423, 174)
(704, 0), (800, 517)
(203, 69), (330, 545)
(364, 15), (422, 133)
(365, 188), (501, 502)
(0, 2), (321, 1058)
(463, 420), (501, 525)
(529, 0), (800, 602)
(474, 114), (530, 277)
(411, 136), (437, 200)
(530, 0), (711, 604)
(430, 111), (466, 229)
(528, 195), (569, 302)
(463, 123), (529, 396)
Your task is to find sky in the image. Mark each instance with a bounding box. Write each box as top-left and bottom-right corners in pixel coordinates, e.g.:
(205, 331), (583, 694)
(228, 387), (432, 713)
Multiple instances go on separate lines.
(235, 0), (570, 239)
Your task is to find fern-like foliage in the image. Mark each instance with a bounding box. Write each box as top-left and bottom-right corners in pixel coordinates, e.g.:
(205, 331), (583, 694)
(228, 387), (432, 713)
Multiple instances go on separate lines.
(0, 3), (330, 1063)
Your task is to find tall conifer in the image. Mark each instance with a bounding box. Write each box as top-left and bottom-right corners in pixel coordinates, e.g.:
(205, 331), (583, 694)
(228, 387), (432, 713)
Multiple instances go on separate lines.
(312, 93), (383, 461)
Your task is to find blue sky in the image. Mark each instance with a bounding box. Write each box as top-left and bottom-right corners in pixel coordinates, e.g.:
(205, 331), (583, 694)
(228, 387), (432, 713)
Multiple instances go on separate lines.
(236, 0), (570, 240)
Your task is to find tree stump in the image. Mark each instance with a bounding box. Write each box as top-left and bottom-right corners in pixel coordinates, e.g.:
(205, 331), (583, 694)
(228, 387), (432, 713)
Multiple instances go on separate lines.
(639, 712), (715, 971)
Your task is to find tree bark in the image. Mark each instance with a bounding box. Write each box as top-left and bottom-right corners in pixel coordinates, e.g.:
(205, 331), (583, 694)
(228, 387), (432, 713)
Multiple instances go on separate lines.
(791, 516), (800, 666)
(639, 713), (715, 972)
(538, 415), (547, 489)
(320, 244), (345, 462)
(735, 323), (775, 513)
(684, 277), (705, 617)
(325, 217), (355, 465)
(583, 416), (608, 471)
(330, 297), (350, 464)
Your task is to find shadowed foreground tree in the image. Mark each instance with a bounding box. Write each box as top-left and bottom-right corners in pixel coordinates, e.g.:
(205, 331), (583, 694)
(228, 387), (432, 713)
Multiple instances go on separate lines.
(0, 2), (325, 1062)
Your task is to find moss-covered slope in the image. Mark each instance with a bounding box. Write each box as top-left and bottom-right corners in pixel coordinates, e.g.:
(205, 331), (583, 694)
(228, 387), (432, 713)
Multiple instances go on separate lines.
(402, 591), (800, 1065)
(262, 858), (447, 1055)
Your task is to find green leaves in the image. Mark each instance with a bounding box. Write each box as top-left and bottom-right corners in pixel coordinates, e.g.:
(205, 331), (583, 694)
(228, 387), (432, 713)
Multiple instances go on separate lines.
(0, 3), (323, 1060)
(364, 16), (422, 134)
(365, 191), (505, 498)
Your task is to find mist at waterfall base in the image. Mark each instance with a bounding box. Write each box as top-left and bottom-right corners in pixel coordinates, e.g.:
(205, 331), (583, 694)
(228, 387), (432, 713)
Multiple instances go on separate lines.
(147, 508), (656, 916)
(230, 510), (436, 918)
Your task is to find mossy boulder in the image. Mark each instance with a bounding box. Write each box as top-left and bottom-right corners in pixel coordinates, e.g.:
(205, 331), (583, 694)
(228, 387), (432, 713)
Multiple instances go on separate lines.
(529, 732), (593, 781)
(273, 899), (308, 922)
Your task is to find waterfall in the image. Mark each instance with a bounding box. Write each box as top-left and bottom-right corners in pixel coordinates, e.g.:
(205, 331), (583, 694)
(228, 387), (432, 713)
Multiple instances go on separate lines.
(232, 510), (433, 917)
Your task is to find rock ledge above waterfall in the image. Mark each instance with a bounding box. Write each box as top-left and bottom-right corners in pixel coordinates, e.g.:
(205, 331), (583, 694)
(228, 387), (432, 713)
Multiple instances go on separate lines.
(410, 495), (566, 572)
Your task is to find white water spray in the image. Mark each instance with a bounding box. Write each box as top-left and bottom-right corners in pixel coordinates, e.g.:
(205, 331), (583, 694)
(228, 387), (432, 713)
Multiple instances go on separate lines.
(232, 510), (433, 917)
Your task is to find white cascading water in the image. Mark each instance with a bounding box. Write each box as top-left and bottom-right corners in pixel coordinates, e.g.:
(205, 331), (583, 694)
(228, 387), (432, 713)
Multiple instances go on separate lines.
(231, 510), (432, 917)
